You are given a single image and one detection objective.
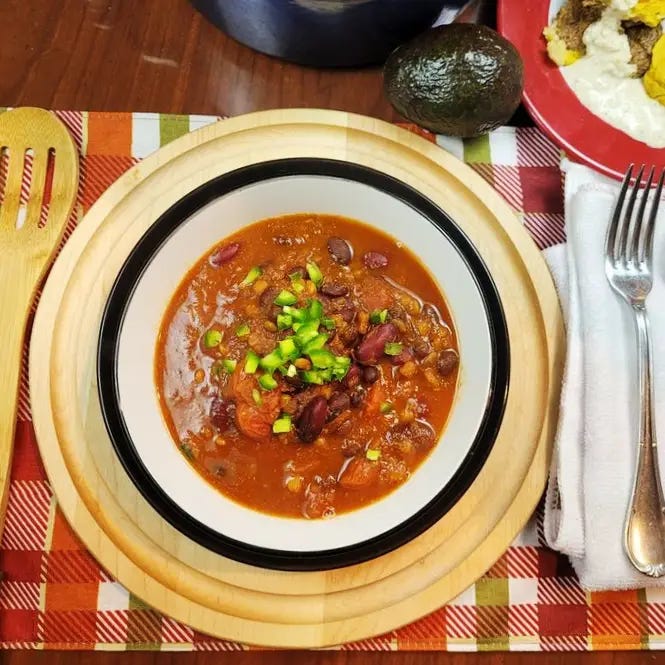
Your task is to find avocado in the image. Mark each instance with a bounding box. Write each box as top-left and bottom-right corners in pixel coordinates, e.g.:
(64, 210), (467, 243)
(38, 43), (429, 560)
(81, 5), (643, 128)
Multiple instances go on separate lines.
(384, 24), (524, 137)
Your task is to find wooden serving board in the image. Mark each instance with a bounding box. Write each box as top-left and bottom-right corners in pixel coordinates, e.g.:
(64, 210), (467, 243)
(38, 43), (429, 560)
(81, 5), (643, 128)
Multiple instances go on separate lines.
(30, 110), (564, 647)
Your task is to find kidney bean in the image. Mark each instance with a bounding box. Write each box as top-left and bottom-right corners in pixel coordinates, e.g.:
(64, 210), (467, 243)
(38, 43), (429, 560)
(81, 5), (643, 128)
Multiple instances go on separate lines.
(327, 237), (352, 265)
(350, 387), (365, 408)
(327, 392), (351, 422)
(209, 242), (240, 267)
(391, 347), (414, 366)
(355, 322), (397, 364)
(363, 251), (388, 269)
(295, 395), (328, 443)
(343, 364), (361, 390)
(209, 397), (235, 432)
(414, 341), (431, 359)
(437, 348), (460, 377)
(321, 282), (349, 297)
(361, 365), (380, 385)
(393, 420), (435, 448)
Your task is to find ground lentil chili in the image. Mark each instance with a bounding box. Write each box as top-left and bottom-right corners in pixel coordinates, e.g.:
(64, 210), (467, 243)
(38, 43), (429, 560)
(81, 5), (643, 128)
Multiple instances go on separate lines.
(155, 213), (459, 519)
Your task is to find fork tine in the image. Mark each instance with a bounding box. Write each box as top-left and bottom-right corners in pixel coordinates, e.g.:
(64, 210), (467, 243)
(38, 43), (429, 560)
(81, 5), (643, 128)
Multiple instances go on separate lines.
(642, 167), (665, 268)
(606, 164), (633, 263)
(617, 165), (644, 264)
(630, 166), (655, 265)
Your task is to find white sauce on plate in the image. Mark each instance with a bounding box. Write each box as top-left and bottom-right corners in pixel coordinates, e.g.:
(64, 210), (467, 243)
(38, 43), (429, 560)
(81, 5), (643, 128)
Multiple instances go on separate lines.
(560, 5), (665, 148)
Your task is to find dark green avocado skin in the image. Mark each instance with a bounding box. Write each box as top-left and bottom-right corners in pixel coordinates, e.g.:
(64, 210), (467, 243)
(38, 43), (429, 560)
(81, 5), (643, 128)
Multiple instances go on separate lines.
(384, 24), (524, 137)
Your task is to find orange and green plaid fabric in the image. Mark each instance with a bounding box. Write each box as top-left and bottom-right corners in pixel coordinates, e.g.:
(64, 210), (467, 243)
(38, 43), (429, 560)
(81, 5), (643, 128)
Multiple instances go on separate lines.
(0, 111), (661, 651)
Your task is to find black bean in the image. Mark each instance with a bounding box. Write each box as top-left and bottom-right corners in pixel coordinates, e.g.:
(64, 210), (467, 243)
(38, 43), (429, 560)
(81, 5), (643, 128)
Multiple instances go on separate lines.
(327, 237), (352, 265)
(321, 282), (349, 297)
(363, 251), (389, 269)
(327, 392), (351, 422)
(295, 396), (328, 443)
(361, 366), (380, 385)
(209, 242), (240, 267)
(437, 348), (460, 377)
(355, 322), (397, 364)
(209, 397), (235, 432)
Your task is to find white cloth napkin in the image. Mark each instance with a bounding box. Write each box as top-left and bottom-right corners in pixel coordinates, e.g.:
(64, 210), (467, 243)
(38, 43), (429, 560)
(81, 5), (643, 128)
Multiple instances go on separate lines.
(542, 162), (665, 590)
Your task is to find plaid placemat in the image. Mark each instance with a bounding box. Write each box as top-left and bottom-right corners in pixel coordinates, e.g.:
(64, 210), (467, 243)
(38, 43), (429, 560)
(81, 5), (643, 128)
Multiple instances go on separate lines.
(1, 111), (662, 652)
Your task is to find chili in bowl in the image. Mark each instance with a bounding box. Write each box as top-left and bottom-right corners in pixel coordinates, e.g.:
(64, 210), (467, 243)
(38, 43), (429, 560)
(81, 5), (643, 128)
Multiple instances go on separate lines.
(98, 159), (508, 570)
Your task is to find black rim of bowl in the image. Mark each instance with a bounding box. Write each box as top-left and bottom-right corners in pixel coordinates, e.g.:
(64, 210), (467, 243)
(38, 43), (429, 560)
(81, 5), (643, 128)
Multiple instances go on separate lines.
(97, 158), (510, 572)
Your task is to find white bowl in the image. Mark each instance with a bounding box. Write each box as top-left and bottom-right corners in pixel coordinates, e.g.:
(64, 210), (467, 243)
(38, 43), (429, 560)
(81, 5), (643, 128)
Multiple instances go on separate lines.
(98, 159), (508, 570)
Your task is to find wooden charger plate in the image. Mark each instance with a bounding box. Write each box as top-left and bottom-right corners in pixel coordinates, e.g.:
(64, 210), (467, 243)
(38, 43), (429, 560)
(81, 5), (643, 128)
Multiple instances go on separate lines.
(30, 110), (564, 647)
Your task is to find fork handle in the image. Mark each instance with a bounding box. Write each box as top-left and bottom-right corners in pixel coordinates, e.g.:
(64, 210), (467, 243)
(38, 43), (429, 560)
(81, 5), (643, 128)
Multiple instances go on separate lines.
(0, 261), (37, 541)
(624, 305), (665, 577)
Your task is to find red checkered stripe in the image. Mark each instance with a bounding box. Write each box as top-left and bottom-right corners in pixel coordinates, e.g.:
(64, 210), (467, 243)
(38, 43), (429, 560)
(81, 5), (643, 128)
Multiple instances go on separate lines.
(0, 111), (656, 652)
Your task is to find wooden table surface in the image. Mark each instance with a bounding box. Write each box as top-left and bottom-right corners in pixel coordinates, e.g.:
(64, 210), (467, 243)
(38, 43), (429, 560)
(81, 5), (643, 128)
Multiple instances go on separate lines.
(0, 0), (660, 663)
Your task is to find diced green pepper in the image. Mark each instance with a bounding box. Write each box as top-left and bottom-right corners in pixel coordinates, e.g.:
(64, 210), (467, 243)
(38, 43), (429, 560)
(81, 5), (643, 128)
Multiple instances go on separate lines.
(307, 299), (324, 320)
(222, 359), (237, 374)
(319, 368), (333, 382)
(301, 370), (324, 385)
(289, 269), (304, 280)
(272, 415), (292, 434)
(244, 350), (260, 374)
(274, 290), (298, 306)
(278, 337), (298, 360)
(235, 323), (250, 337)
(258, 373), (278, 390)
(252, 388), (262, 406)
(308, 348), (336, 369)
(302, 333), (328, 354)
(306, 261), (323, 287)
(282, 305), (307, 322)
(321, 317), (336, 330)
(203, 329), (223, 348)
(276, 313), (293, 331)
(240, 265), (263, 286)
(366, 449), (381, 461)
(384, 342), (403, 356)
(380, 401), (393, 414)
(369, 309), (390, 325)
(332, 365), (350, 381)
(292, 280), (305, 294)
(295, 320), (320, 345)
(259, 350), (284, 372)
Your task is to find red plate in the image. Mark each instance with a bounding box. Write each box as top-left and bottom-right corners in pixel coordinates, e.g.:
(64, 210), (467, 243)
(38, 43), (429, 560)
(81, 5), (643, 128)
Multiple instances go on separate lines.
(498, 0), (664, 180)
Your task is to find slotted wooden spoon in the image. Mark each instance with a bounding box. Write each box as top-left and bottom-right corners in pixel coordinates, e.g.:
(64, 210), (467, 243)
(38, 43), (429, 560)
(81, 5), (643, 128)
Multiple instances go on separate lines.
(0, 108), (78, 539)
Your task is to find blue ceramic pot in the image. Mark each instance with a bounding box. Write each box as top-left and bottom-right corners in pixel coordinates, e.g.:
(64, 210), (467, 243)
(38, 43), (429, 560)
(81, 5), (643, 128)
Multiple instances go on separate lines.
(190, 0), (462, 67)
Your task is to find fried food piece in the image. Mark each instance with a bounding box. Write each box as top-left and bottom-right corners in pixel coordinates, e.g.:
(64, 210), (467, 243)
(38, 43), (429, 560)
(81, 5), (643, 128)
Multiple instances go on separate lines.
(625, 22), (663, 77)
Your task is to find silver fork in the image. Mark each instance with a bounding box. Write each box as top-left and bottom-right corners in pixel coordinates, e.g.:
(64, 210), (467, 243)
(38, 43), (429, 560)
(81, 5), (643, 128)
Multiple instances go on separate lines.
(605, 164), (665, 577)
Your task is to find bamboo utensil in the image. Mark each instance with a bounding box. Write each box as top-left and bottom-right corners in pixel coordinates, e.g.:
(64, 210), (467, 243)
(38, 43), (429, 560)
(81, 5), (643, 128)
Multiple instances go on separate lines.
(0, 107), (78, 538)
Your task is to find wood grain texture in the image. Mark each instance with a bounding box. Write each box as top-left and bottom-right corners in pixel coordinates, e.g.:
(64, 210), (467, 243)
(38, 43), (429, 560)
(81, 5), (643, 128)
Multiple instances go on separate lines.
(29, 110), (562, 648)
(0, 0), (531, 125)
(0, 108), (78, 540)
